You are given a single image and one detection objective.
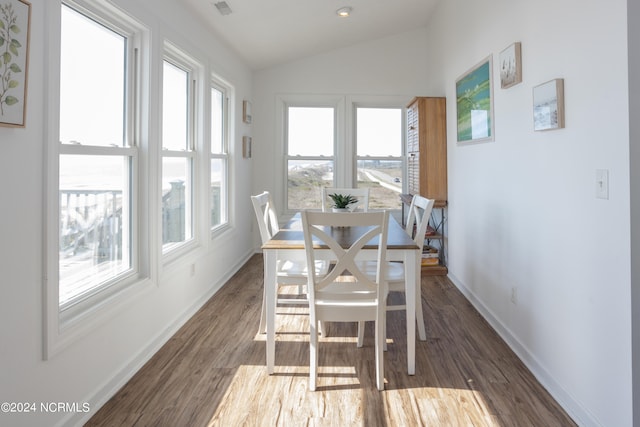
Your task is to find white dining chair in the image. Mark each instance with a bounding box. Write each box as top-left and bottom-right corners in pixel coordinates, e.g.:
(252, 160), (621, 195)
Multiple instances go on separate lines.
(251, 191), (329, 334)
(356, 194), (434, 348)
(301, 210), (389, 391)
(321, 187), (370, 212)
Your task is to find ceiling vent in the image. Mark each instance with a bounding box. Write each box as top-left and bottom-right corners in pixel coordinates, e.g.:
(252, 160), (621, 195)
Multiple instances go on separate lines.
(213, 1), (233, 16)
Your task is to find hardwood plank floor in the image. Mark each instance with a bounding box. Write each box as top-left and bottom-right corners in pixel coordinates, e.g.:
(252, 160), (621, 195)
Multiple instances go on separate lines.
(87, 254), (576, 426)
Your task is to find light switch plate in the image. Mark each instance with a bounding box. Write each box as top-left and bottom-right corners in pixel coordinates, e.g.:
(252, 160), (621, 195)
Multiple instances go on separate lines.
(596, 169), (609, 199)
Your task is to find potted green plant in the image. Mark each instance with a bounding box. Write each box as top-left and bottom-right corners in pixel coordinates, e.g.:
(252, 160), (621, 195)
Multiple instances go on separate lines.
(328, 193), (358, 212)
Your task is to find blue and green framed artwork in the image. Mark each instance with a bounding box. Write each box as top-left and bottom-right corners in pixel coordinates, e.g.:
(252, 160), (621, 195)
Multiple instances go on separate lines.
(456, 55), (494, 143)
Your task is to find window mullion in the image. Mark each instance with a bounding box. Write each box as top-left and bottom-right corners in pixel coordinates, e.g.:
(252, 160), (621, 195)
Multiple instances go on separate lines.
(60, 144), (136, 156)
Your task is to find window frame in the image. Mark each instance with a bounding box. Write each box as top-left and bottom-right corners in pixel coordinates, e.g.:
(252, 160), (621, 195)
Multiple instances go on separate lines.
(353, 103), (406, 210)
(278, 94), (345, 213)
(44, 0), (150, 359)
(160, 43), (203, 262)
(209, 76), (230, 234)
(278, 95), (407, 215)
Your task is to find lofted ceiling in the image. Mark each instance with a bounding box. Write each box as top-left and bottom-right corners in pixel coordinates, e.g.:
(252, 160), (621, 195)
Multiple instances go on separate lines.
(181, 0), (439, 70)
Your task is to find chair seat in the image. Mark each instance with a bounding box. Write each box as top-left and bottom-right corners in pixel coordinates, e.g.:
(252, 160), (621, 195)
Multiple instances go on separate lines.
(315, 280), (379, 302)
(278, 259), (329, 278)
(355, 260), (405, 283)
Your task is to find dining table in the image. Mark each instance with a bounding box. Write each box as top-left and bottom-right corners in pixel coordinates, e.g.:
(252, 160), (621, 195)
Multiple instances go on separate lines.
(261, 211), (421, 375)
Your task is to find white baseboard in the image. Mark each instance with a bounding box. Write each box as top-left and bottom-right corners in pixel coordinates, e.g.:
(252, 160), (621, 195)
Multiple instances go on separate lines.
(62, 249), (255, 427)
(447, 272), (602, 427)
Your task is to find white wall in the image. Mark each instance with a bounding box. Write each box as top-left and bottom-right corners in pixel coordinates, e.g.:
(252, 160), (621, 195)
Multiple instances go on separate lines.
(425, 0), (631, 425)
(0, 1), (254, 426)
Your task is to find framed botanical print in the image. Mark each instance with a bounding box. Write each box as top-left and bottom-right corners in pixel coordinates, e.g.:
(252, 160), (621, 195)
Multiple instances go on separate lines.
(0, 0), (31, 128)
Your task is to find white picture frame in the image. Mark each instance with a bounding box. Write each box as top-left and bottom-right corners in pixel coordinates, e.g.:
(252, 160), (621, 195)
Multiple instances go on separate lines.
(456, 55), (494, 144)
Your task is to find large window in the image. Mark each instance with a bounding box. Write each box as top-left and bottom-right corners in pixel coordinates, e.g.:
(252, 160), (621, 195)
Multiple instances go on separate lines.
(48, 0), (236, 356)
(161, 51), (199, 254)
(286, 106), (335, 210)
(210, 82), (228, 229)
(356, 107), (403, 210)
(282, 97), (404, 212)
(58, 3), (138, 309)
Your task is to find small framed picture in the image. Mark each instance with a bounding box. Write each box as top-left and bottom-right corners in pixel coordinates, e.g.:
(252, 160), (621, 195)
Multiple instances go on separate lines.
(242, 100), (252, 124)
(533, 79), (565, 131)
(242, 136), (252, 158)
(499, 42), (522, 89)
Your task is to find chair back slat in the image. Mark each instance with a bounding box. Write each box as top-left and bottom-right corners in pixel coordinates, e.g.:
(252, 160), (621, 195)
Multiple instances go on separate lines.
(406, 195), (435, 247)
(301, 211), (389, 301)
(251, 191), (280, 244)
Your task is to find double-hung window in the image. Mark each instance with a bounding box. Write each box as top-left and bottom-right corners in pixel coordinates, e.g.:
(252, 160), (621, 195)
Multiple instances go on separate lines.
(210, 81), (228, 230)
(285, 106), (336, 210)
(161, 47), (199, 255)
(355, 107), (403, 210)
(57, 2), (141, 313)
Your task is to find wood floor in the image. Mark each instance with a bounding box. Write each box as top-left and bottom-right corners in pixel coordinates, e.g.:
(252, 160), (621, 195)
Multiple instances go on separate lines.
(87, 255), (576, 426)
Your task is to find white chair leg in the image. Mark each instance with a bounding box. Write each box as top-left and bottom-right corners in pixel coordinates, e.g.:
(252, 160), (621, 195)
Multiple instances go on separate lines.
(357, 321), (365, 347)
(258, 287), (267, 334)
(309, 319), (318, 391)
(383, 315), (388, 351)
(375, 313), (384, 391)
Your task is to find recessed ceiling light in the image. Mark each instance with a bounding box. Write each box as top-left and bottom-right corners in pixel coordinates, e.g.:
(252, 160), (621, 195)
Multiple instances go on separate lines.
(336, 7), (352, 18)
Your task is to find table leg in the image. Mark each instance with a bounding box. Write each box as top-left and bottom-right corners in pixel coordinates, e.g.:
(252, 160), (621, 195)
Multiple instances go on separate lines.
(264, 249), (277, 375)
(405, 250), (416, 375)
(416, 256), (427, 341)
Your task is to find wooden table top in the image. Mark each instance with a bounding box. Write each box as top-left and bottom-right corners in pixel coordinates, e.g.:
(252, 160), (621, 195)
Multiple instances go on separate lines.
(262, 212), (419, 251)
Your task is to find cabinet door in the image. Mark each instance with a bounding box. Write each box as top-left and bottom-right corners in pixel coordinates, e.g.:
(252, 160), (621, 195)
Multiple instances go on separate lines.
(408, 152), (420, 195)
(407, 102), (419, 153)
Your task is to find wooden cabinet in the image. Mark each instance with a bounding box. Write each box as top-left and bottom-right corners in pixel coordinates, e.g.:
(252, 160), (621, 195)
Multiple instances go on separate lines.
(405, 96), (448, 275)
(406, 96), (447, 207)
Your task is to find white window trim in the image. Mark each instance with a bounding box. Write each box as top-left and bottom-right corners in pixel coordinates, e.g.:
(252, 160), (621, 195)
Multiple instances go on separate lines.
(277, 94), (409, 215)
(160, 42), (204, 266)
(350, 96), (408, 200)
(44, 0), (152, 360)
(277, 94), (345, 214)
(209, 75), (232, 235)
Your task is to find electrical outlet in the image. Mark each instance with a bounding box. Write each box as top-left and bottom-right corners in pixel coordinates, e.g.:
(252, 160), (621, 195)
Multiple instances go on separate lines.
(190, 263), (196, 277)
(510, 287), (518, 305)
